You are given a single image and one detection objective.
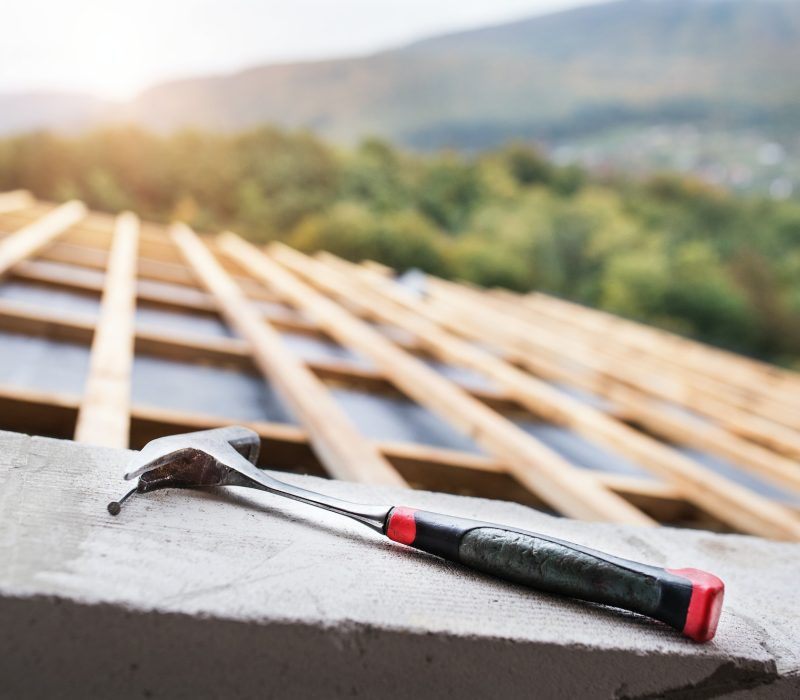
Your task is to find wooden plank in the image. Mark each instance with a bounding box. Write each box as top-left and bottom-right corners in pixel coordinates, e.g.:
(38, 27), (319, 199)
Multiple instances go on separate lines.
(59, 220), (183, 264)
(0, 299), (95, 343)
(0, 190), (34, 215)
(496, 339), (800, 494)
(0, 201), (54, 233)
(74, 213), (139, 447)
(491, 287), (800, 453)
(0, 200), (86, 278)
(305, 253), (800, 540)
(54, 212), (195, 265)
(219, 234), (654, 526)
(12, 252), (213, 316)
(170, 223), (405, 487)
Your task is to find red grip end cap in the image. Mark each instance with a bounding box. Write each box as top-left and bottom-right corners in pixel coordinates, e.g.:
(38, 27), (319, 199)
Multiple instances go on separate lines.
(386, 507), (417, 545)
(667, 567), (725, 642)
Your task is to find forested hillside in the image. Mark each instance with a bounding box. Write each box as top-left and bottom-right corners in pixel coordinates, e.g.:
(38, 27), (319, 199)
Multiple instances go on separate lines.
(1, 126), (799, 366)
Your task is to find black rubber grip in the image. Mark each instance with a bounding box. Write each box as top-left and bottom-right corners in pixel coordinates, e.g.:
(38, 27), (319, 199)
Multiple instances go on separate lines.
(385, 507), (724, 641)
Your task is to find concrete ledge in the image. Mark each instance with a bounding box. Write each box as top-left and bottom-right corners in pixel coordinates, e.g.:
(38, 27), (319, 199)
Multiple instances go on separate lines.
(1, 430), (798, 698)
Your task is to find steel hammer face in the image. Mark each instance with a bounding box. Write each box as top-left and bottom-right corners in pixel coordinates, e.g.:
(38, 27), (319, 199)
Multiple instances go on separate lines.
(107, 426), (262, 513)
(125, 426), (261, 482)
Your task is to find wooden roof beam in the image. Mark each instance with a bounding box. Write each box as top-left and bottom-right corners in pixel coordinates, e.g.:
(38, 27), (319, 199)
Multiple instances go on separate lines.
(524, 290), (800, 397)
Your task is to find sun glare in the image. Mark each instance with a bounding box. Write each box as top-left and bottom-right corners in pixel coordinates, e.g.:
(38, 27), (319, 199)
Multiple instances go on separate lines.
(4, 0), (203, 100)
(4, 0), (598, 101)
(57, 3), (171, 100)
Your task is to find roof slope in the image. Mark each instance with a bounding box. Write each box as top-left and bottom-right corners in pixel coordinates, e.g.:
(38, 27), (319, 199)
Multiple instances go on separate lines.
(0, 190), (799, 539)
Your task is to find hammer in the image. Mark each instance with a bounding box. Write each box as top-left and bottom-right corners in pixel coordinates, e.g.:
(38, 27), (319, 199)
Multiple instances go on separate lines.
(110, 426), (724, 642)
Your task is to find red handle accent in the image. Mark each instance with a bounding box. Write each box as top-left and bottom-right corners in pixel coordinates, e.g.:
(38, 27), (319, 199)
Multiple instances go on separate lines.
(667, 568), (725, 642)
(386, 506), (417, 545)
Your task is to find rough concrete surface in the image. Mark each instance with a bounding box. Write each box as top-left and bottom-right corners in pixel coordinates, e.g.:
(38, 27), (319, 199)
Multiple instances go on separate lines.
(0, 430), (798, 699)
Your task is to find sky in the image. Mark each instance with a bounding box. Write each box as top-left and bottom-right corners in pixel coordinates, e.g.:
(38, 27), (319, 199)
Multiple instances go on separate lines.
(1, 0), (604, 100)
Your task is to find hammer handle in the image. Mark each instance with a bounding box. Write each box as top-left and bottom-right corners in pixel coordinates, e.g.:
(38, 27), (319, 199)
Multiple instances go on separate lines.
(385, 507), (723, 642)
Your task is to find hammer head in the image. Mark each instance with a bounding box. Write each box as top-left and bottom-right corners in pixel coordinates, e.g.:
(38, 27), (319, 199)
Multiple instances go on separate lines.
(124, 426), (261, 493)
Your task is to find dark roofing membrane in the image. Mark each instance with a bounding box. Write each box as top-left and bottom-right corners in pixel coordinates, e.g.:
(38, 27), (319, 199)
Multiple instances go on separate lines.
(132, 355), (296, 424)
(422, 358), (498, 392)
(0, 281), (100, 317)
(331, 386), (483, 453)
(0, 331), (90, 395)
(678, 446), (800, 506)
(280, 331), (371, 367)
(515, 420), (653, 478)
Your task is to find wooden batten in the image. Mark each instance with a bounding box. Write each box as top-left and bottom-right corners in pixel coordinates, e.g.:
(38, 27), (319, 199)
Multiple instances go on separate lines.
(0, 200), (87, 277)
(415, 276), (800, 540)
(368, 272), (800, 493)
(0, 190), (35, 215)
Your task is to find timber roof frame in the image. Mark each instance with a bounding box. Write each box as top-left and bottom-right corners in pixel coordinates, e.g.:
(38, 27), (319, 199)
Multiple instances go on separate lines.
(0, 191), (798, 540)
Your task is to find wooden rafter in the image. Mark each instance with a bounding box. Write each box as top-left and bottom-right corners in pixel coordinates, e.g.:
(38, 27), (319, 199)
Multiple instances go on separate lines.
(74, 213), (139, 447)
(524, 291), (800, 396)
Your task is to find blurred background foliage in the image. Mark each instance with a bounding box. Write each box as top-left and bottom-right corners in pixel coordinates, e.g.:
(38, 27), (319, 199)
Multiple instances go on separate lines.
(1, 126), (798, 366)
